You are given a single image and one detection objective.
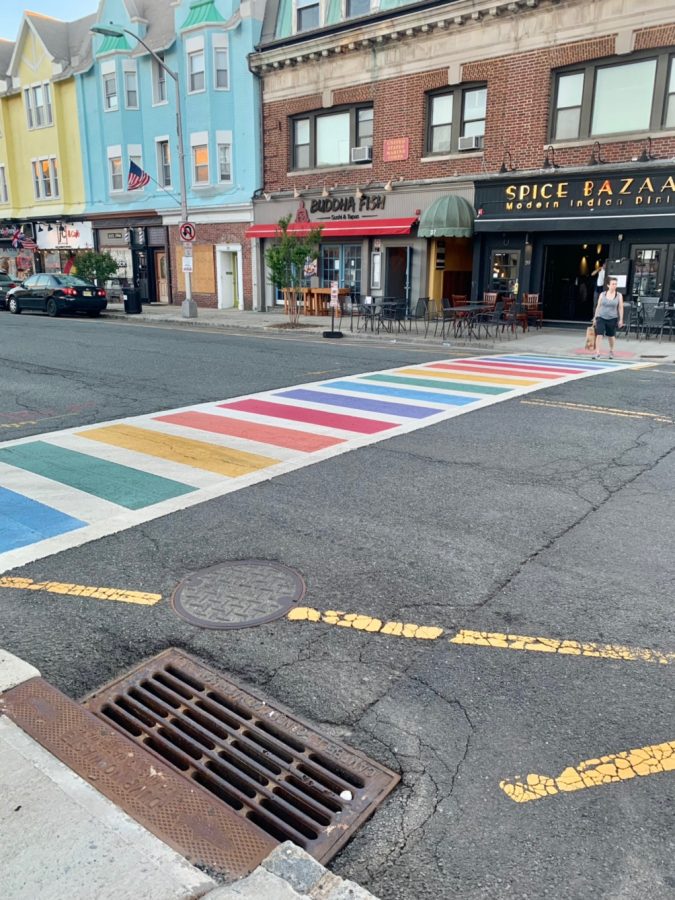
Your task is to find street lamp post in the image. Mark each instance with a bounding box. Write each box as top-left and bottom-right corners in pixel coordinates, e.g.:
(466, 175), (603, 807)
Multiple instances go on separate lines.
(90, 24), (197, 318)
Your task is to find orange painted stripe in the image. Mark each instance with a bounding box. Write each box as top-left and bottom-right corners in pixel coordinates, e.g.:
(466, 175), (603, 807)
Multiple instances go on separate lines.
(400, 367), (540, 387)
(155, 410), (344, 452)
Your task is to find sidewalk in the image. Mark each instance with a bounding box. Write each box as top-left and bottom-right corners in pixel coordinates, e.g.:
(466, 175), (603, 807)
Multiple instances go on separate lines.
(103, 303), (675, 362)
(0, 649), (379, 900)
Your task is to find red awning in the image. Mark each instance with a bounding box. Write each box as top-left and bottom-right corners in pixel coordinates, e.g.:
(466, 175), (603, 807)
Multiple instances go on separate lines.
(245, 217), (417, 239)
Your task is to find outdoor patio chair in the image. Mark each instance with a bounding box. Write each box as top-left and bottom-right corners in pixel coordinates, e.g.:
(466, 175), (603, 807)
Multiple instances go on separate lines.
(642, 305), (669, 342)
(407, 297), (430, 335)
(522, 293), (543, 329)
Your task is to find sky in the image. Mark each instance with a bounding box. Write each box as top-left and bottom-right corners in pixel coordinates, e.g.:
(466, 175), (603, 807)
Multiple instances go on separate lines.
(0, 1), (100, 41)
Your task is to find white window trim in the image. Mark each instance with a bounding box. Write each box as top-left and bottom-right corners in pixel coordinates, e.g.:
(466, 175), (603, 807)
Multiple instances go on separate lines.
(123, 62), (139, 110)
(212, 34), (229, 92)
(186, 35), (206, 95)
(155, 135), (172, 188)
(190, 131), (210, 186)
(128, 145), (145, 191)
(23, 81), (53, 129)
(294, 0), (321, 35)
(0, 165), (9, 204)
(216, 130), (232, 184)
(107, 145), (123, 193)
(31, 156), (59, 200)
(152, 56), (168, 107)
(102, 68), (119, 113)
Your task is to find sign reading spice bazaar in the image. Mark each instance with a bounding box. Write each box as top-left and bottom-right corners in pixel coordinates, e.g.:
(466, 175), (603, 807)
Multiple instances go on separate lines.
(475, 169), (675, 219)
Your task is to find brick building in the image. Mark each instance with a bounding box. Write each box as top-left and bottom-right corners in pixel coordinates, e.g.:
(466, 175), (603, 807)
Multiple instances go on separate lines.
(248, 0), (675, 321)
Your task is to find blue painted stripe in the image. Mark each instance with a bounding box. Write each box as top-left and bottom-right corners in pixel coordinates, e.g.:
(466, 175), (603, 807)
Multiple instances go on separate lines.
(0, 486), (85, 553)
(274, 388), (440, 419)
(494, 355), (622, 370)
(323, 380), (476, 406)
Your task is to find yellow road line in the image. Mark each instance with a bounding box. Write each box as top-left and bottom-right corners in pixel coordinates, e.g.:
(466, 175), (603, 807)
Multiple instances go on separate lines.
(287, 607), (444, 639)
(500, 740), (675, 803)
(521, 398), (673, 423)
(0, 576), (161, 606)
(449, 628), (674, 665)
(78, 424), (280, 477)
(287, 608), (674, 664)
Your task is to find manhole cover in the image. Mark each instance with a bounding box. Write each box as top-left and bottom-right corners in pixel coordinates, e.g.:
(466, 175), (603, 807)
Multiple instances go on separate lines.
(83, 648), (400, 864)
(171, 560), (306, 630)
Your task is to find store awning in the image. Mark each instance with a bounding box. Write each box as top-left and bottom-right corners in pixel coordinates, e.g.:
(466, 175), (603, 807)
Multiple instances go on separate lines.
(245, 217), (417, 239)
(417, 195), (475, 238)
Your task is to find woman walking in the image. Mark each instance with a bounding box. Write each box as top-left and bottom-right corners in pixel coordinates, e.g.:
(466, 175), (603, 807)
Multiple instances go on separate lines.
(593, 276), (624, 359)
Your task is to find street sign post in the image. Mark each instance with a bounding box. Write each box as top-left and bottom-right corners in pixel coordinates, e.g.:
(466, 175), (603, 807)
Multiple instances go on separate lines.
(323, 281), (343, 340)
(179, 222), (196, 242)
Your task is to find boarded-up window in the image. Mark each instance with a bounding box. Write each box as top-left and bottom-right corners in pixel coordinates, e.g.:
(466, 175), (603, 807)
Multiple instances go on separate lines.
(177, 245), (215, 294)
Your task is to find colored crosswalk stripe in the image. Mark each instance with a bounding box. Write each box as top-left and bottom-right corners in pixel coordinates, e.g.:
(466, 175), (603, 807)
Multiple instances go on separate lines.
(0, 354), (639, 573)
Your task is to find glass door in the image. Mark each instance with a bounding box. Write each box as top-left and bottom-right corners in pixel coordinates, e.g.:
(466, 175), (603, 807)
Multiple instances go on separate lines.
(630, 246), (666, 301)
(665, 245), (675, 306)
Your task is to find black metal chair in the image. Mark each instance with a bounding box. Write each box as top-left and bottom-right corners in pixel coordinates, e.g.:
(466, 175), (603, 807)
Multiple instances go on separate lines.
(407, 297), (429, 335)
(501, 303), (522, 339)
(379, 298), (407, 333)
(642, 305), (669, 342)
(482, 300), (505, 340)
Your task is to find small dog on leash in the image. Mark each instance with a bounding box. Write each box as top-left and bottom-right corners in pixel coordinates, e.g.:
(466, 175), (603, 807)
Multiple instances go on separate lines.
(585, 324), (596, 351)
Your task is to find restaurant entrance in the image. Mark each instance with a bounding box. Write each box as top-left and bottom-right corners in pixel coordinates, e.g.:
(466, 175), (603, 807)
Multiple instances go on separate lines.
(542, 242), (609, 322)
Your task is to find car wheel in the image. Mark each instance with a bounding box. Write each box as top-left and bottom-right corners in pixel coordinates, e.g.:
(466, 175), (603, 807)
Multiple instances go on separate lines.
(46, 298), (59, 317)
(8, 297), (20, 314)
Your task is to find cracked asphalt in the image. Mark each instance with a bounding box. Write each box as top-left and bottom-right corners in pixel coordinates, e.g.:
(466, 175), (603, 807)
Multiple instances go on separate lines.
(1, 315), (674, 899)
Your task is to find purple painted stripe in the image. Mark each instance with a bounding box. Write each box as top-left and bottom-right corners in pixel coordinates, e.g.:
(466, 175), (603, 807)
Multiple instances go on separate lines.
(275, 388), (439, 419)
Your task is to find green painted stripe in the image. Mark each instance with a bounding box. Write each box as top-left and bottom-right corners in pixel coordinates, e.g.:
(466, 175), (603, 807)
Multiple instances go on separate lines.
(364, 374), (509, 395)
(0, 441), (195, 510)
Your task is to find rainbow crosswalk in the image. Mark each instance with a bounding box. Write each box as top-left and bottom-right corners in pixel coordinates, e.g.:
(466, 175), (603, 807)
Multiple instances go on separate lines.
(0, 354), (640, 574)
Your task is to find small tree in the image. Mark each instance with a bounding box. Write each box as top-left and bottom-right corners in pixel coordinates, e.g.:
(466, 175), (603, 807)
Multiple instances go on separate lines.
(265, 216), (322, 325)
(74, 251), (119, 287)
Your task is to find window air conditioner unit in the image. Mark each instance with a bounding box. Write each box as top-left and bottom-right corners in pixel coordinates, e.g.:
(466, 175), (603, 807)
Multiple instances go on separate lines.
(350, 146), (373, 163)
(457, 135), (484, 151)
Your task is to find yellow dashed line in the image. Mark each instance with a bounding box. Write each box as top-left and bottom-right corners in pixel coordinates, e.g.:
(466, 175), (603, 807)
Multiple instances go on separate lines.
(287, 607), (444, 640)
(500, 740), (675, 803)
(0, 577), (161, 606)
(449, 628), (674, 665)
(287, 608), (674, 664)
(521, 398), (673, 423)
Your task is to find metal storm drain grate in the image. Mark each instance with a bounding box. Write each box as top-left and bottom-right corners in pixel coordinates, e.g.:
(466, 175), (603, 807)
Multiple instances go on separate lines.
(171, 560), (306, 630)
(84, 649), (399, 863)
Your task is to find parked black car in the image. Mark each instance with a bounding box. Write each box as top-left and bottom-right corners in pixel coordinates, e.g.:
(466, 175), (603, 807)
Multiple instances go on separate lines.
(7, 274), (107, 317)
(0, 272), (19, 310)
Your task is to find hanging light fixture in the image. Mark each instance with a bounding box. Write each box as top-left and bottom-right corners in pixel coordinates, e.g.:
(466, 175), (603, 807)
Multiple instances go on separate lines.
(293, 185), (300, 199)
(638, 136), (656, 163)
(384, 179), (393, 192)
(543, 145), (559, 169)
(589, 141), (604, 165)
(499, 150), (514, 174)
(321, 182), (329, 197)
(355, 185), (363, 200)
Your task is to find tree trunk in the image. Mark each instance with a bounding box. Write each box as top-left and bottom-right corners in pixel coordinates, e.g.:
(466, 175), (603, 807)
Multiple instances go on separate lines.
(287, 288), (301, 326)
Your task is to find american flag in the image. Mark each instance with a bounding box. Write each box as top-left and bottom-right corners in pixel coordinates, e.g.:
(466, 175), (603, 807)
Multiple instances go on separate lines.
(128, 160), (151, 191)
(12, 227), (37, 250)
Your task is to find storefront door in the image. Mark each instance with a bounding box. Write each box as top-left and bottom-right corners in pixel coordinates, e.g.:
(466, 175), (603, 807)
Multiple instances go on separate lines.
(155, 252), (169, 304)
(542, 243), (608, 322)
(385, 246), (411, 305)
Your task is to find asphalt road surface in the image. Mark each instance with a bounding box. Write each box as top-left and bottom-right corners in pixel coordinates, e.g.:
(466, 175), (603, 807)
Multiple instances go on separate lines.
(1, 313), (673, 899)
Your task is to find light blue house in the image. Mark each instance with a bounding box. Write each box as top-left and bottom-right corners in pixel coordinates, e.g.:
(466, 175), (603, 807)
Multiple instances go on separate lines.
(77, 0), (264, 307)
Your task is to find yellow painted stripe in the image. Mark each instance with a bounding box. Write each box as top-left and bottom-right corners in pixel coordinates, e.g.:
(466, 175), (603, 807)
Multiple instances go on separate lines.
(450, 628), (674, 665)
(78, 424), (280, 477)
(287, 607), (444, 640)
(500, 740), (675, 803)
(397, 368), (541, 387)
(0, 576), (161, 606)
(521, 398), (673, 423)
(287, 608), (674, 664)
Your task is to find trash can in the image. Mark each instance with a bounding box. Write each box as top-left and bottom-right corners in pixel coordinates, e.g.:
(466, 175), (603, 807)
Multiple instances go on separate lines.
(123, 288), (142, 314)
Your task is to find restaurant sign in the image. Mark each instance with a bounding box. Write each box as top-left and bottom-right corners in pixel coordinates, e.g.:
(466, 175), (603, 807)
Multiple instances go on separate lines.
(309, 192), (386, 220)
(475, 169), (675, 219)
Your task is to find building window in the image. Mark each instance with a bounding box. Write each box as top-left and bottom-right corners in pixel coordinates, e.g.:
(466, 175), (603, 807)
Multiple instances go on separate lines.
(217, 142), (231, 182)
(490, 251), (520, 295)
(193, 144), (209, 183)
(291, 106), (374, 169)
(427, 86), (487, 154)
(347, 0), (370, 17)
(0, 165), (8, 204)
(666, 60), (675, 128)
(103, 70), (118, 110)
(592, 59), (656, 136)
(297, 0), (319, 33)
(109, 156), (123, 192)
(552, 71), (584, 140)
(551, 52), (675, 141)
(214, 43), (228, 90)
(157, 140), (171, 187)
(32, 157), (59, 199)
(188, 49), (205, 92)
(24, 82), (53, 128)
(153, 55), (167, 104)
(125, 68), (138, 108)
(129, 150), (144, 189)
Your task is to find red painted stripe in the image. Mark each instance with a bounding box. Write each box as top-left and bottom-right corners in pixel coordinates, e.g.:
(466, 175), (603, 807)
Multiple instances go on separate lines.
(219, 399), (396, 434)
(433, 361), (566, 379)
(428, 361), (586, 377)
(155, 411), (345, 452)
